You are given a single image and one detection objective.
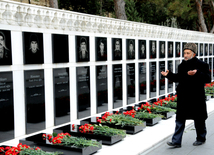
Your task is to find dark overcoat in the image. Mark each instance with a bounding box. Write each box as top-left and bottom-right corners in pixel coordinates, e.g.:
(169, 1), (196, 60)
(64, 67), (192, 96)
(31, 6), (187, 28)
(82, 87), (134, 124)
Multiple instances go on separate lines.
(166, 57), (211, 120)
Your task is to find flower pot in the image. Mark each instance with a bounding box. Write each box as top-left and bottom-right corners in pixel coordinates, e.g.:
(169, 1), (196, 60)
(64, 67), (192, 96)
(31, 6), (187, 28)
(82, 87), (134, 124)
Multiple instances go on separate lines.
(53, 124), (126, 145)
(19, 133), (102, 155)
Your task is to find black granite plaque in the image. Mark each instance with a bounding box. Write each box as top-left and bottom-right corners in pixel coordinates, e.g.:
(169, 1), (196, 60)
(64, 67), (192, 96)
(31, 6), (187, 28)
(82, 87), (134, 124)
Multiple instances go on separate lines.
(127, 39), (135, 60)
(182, 42), (187, 57)
(149, 62), (156, 98)
(24, 70), (45, 134)
(175, 60), (180, 87)
(168, 42), (173, 58)
(213, 44), (214, 55)
(209, 58), (212, 77)
(96, 37), (107, 61)
(159, 61), (165, 95)
(127, 63), (135, 104)
(204, 44), (208, 56)
(76, 36), (90, 62)
(213, 58), (214, 79)
(0, 72), (14, 142)
(150, 41), (156, 59)
(113, 64), (123, 108)
(195, 43), (199, 56)
(52, 34), (69, 63)
(77, 67), (90, 119)
(200, 43), (203, 56)
(112, 38), (122, 60)
(168, 61), (173, 93)
(209, 44), (212, 56)
(159, 41), (165, 58)
(96, 65), (108, 113)
(175, 42), (181, 57)
(53, 68), (70, 126)
(139, 63), (146, 101)
(204, 58), (208, 64)
(0, 30), (12, 65)
(23, 32), (44, 64)
(139, 40), (146, 59)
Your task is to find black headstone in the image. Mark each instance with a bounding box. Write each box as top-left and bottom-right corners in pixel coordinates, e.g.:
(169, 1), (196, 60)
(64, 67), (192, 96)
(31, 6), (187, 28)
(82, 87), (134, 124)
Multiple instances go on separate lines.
(139, 63), (146, 101)
(204, 44), (208, 56)
(182, 42), (187, 57)
(76, 36), (90, 62)
(127, 63), (135, 104)
(150, 41), (156, 59)
(113, 64), (123, 108)
(0, 30), (12, 65)
(0, 71), (14, 142)
(209, 58), (212, 77)
(96, 65), (108, 113)
(96, 37), (107, 61)
(24, 70), (45, 134)
(53, 68), (70, 125)
(23, 32), (44, 64)
(159, 61), (165, 95)
(200, 43), (203, 56)
(127, 39), (135, 59)
(175, 60), (180, 87)
(112, 38), (122, 60)
(175, 42), (181, 57)
(149, 62), (156, 98)
(195, 43), (199, 56)
(77, 66), (90, 119)
(168, 41), (173, 58)
(159, 41), (165, 58)
(168, 61), (173, 93)
(139, 40), (146, 59)
(52, 34), (69, 63)
(209, 44), (212, 56)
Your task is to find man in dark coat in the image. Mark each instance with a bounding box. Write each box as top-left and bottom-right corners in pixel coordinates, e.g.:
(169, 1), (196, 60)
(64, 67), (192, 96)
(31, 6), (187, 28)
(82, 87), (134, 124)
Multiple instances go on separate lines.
(161, 43), (211, 148)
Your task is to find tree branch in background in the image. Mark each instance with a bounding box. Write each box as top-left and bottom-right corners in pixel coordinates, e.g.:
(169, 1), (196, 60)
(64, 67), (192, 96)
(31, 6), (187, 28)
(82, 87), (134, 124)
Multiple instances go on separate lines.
(113, 0), (127, 20)
(209, 0), (214, 33)
(195, 0), (208, 32)
(49, 0), (58, 9)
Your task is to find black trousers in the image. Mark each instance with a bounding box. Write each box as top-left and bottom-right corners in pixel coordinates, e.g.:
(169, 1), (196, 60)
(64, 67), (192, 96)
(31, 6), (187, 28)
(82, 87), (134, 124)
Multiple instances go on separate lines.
(172, 119), (207, 144)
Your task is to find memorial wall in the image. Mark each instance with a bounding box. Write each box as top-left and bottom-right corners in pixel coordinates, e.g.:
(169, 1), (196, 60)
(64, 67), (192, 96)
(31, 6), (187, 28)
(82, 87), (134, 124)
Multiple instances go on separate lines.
(0, 0), (214, 144)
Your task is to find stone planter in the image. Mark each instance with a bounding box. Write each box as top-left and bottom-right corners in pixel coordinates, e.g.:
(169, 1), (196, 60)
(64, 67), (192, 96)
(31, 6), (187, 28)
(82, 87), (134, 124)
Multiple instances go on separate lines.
(19, 133), (102, 155)
(159, 111), (175, 120)
(138, 117), (161, 126)
(80, 117), (146, 134)
(53, 124), (125, 145)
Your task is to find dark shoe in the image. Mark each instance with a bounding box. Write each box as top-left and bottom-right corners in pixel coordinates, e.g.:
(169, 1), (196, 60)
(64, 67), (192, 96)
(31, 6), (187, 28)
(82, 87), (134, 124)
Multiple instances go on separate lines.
(167, 141), (181, 148)
(193, 141), (205, 146)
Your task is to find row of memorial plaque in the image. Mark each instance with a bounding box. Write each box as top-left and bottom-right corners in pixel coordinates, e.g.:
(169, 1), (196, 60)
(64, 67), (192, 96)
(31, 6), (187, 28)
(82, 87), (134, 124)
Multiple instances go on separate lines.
(1, 58), (214, 142)
(0, 30), (214, 65)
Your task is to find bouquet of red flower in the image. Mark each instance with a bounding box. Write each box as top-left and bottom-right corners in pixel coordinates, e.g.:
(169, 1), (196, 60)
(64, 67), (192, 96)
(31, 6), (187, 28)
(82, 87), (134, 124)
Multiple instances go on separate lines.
(43, 132), (101, 148)
(123, 109), (136, 118)
(0, 143), (61, 155)
(154, 95), (177, 109)
(79, 124), (94, 133)
(97, 111), (143, 127)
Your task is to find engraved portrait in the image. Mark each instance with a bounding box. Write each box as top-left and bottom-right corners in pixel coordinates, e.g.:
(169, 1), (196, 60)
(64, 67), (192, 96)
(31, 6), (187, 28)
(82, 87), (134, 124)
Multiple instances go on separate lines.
(0, 30), (12, 65)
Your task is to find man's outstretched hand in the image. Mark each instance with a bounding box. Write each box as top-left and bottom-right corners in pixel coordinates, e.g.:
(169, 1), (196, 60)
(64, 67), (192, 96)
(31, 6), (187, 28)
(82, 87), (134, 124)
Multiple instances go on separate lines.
(161, 70), (169, 77)
(187, 69), (197, 76)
